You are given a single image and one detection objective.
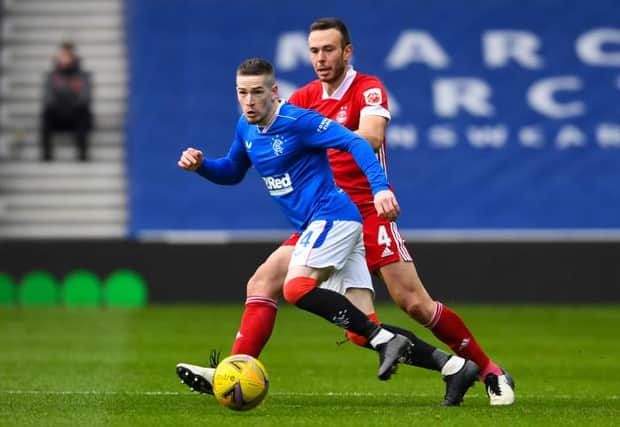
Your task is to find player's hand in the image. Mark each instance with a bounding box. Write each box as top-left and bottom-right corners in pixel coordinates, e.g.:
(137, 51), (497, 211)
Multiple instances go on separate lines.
(374, 189), (400, 221)
(178, 147), (204, 171)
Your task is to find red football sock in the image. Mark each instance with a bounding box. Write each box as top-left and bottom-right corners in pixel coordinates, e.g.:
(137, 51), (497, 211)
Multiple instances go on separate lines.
(231, 296), (278, 358)
(346, 312), (381, 346)
(426, 301), (502, 380)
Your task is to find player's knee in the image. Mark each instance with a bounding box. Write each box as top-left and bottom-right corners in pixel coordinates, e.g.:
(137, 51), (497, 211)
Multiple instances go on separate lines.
(400, 298), (433, 324)
(247, 271), (282, 300)
(283, 276), (317, 305)
(346, 330), (369, 347)
(247, 251), (290, 299)
(246, 275), (268, 298)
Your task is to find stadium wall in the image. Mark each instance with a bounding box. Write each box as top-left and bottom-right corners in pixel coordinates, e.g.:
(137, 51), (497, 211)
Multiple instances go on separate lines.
(125, 0), (620, 239)
(2, 241), (618, 304)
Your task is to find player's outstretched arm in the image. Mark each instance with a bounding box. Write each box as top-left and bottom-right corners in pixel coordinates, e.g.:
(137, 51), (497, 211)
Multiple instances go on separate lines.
(178, 147), (204, 171)
(374, 189), (400, 221)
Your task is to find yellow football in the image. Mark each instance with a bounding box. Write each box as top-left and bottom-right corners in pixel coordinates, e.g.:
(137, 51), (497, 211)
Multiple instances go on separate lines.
(212, 354), (269, 411)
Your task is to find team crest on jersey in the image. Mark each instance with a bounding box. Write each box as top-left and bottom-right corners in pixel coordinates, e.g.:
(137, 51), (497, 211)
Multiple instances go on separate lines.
(363, 88), (382, 106)
(336, 107), (347, 124)
(271, 136), (284, 156)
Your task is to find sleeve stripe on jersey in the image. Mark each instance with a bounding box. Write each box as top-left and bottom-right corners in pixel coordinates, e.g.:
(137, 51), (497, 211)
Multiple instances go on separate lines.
(390, 222), (413, 262)
(377, 145), (388, 179)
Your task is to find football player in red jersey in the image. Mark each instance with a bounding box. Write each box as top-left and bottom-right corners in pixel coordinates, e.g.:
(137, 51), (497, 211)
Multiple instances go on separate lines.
(177, 17), (513, 406)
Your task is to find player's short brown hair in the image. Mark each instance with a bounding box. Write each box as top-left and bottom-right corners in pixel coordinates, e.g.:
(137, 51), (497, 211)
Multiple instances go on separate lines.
(236, 58), (275, 86)
(309, 17), (351, 48)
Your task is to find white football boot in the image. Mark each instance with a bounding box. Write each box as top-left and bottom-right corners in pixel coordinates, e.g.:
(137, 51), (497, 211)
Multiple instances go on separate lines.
(176, 363), (216, 394)
(484, 369), (515, 405)
(176, 350), (220, 395)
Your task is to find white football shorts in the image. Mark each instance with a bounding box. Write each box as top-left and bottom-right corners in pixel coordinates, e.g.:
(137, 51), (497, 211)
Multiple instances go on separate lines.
(289, 220), (374, 295)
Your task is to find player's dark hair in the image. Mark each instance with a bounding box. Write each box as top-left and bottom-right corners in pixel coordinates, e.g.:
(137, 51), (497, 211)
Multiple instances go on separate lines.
(60, 40), (75, 52)
(237, 58), (275, 85)
(310, 17), (351, 48)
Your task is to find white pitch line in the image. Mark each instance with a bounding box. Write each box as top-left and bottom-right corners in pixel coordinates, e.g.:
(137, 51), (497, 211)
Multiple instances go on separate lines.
(0, 390), (454, 397)
(0, 390), (618, 400)
(0, 390), (182, 396)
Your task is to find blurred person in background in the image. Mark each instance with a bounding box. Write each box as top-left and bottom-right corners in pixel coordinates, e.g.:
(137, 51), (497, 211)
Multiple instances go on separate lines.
(40, 41), (93, 162)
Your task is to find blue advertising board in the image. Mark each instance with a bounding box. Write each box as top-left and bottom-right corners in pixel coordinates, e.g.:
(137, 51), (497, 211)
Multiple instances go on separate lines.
(125, 0), (620, 240)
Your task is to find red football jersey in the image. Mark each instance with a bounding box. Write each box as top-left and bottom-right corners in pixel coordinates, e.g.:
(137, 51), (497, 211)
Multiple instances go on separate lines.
(288, 67), (391, 206)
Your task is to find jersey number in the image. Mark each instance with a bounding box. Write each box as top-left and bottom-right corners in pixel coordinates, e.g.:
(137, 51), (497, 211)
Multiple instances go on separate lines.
(299, 231), (314, 248)
(378, 225), (392, 248)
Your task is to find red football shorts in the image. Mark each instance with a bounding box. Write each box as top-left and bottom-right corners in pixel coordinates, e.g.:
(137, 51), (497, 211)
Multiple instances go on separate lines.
(281, 204), (413, 273)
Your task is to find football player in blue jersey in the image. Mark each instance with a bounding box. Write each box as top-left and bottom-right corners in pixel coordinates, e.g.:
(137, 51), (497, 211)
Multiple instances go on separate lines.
(178, 58), (411, 381)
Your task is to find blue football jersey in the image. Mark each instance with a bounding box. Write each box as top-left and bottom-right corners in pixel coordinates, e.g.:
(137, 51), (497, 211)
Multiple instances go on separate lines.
(198, 101), (390, 231)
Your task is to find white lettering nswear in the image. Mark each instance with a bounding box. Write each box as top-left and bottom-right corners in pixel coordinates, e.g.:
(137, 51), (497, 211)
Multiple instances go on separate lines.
(384, 123), (620, 150)
(597, 123), (620, 147)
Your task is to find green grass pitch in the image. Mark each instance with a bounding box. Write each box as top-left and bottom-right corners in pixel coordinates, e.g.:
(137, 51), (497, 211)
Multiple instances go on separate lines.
(1, 304), (619, 426)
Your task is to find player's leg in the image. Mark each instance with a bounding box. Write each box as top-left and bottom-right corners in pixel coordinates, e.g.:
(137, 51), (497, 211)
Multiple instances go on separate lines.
(177, 243), (292, 395)
(74, 105), (90, 161)
(359, 207), (514, 405)
(40, 108), (54, 161)
(329, 274), (448, 372)
(282, 220), (412, 380)
(378, 249), (515, 405)
(231, 244), (293, 357)
(335, 286), (478, 406)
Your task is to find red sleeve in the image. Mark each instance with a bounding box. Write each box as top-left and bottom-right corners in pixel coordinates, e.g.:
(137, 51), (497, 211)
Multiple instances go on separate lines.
(288, 89), (304, 108)
(355, 76), (389, 113)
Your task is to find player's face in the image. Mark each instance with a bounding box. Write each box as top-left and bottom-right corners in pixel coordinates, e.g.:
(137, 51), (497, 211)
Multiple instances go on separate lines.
(56, 49), (75, 69)
(236, 74), (278, 126)
(308, 29), (352, 84)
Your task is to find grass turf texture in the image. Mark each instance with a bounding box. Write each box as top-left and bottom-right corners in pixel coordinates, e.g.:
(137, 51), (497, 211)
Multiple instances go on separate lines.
(1, 304), (619, 426)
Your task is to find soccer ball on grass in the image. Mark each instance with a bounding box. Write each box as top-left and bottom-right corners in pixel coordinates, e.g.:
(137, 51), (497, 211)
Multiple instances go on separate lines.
(212, 354), (269, 411)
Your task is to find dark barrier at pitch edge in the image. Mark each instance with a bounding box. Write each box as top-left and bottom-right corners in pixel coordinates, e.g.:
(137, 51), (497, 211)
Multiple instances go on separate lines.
(1, 240), (618, 304)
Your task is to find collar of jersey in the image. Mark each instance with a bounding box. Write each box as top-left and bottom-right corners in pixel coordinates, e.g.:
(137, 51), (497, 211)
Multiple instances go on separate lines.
(322, 66), (356, 101)
(257, 99), (285, 133)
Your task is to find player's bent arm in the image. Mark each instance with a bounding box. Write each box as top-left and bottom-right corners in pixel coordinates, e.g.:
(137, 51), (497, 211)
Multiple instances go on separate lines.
(194, 137), (252, 185)
(347, 138), (390, 194)
(302, 111), (389, 194)
(355, 115), (388, 151)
